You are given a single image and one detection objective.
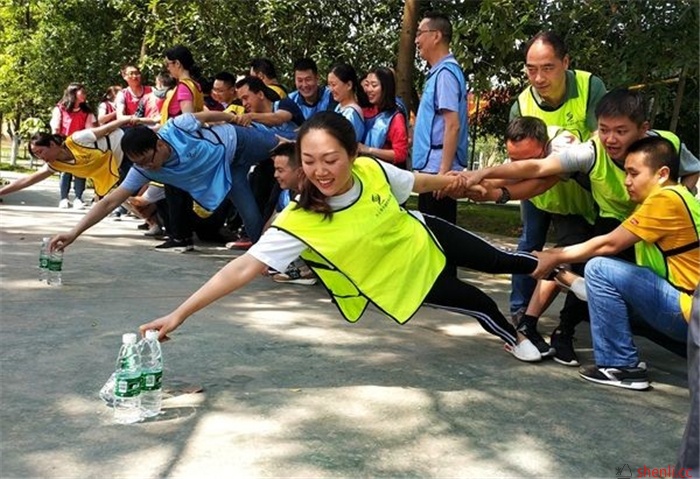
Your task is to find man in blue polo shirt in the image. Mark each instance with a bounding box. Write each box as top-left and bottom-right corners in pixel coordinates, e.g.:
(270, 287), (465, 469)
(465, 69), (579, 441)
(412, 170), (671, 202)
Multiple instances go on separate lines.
(412, 11), (468, 225)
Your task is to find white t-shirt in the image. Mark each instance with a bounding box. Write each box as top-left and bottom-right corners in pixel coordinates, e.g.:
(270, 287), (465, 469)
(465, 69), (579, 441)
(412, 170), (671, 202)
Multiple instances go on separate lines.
(248, 161), (416, 272)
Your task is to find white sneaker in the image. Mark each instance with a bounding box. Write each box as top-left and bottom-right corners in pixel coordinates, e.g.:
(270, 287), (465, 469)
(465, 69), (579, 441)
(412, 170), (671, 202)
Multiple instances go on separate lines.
(58, 199), (70, 209)
(505, 339), (542, 362)
(72, 198), (85, 210)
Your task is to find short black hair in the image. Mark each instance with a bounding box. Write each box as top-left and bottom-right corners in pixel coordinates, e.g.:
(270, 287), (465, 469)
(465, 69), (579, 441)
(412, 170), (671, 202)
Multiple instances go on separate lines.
(250, 58), (278, 80)
(293, 58), (318, 75)
(271, 142), (298, 169)
(121, 126), (158, 160)
(423, 11), (452, 43)
(524, 31), (568, 60)
(214, 71), (237, 87)
(505, 116), (549, 145)
(595, 88), (647, 126)
(626, 135), (680, 181)
(235, 75), (276, 101)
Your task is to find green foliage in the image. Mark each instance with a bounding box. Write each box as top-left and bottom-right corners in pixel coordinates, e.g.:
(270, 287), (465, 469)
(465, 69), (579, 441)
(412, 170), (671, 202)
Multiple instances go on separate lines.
(0, 0), (697, 154)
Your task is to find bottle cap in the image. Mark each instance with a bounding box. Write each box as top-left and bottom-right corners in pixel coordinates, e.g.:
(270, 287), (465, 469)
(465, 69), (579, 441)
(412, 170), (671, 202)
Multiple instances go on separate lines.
(122, 333), (137, 344)
(42, 237), (51, 242)
(145, 330), (159, 340)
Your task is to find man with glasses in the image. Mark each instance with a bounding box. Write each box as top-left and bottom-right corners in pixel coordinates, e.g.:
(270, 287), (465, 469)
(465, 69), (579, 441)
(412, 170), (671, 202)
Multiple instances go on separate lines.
(412, 11), (468, 227)
(115, 64), (159, 120)
(49, 111), (282, 253)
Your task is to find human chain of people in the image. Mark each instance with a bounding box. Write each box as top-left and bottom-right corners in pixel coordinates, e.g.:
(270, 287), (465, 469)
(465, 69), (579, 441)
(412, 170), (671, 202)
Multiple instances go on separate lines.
(0, 10), (697, 474)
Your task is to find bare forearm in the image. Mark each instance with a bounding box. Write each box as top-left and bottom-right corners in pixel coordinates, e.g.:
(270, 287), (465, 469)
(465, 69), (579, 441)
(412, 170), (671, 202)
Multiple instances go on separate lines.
(413, 172), (459, 193)
(68, 188), (130, 237)
(440, 122), (459, 173)
(170, 254), (264, 322)
(193, 111), (236, 124)
(0, 170), (53, 195)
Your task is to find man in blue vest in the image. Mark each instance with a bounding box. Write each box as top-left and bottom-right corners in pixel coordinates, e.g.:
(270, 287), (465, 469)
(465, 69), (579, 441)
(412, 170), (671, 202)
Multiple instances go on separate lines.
(288, 58), (337, 121)
(49, 111), (281, 253)
(412, 11), (468, 225)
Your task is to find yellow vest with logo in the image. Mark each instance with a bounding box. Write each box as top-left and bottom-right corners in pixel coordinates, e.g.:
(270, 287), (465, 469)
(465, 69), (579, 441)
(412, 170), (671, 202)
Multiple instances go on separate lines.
(517, 70), (594, 140)
(529, 127), (597, 224)
(61, 136), (121, 196)
(272, 157), (446, 324)
(588, 137), (636, 221)
(650, 129), (681, 152)
(224, 104), (245, 115)
(160, 78), (204, 125)
(634, 185), (700, 320)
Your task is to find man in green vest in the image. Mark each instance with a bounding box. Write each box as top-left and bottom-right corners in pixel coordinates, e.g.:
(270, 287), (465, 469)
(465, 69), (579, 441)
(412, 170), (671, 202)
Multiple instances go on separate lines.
(463, 88), (700, 365)
(508, 31), (606, 347)
(531, 136), (700, 390)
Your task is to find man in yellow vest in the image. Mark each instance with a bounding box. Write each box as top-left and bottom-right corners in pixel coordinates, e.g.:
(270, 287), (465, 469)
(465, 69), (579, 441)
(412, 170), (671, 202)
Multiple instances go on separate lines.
(463, 88), (700, 365)
(509, 31), (606, 339)
(532, 136), (699, 390)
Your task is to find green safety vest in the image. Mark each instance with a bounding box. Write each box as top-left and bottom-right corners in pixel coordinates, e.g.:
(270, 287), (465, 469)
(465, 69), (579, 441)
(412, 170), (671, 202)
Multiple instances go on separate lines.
(588, 137), (636, 221)
(529, 127), (597, 224)
(272, 157), (446, 324)
(634, 185), (700, 295)
(650, 129), (681, 153)
(517, 70), (594, 140)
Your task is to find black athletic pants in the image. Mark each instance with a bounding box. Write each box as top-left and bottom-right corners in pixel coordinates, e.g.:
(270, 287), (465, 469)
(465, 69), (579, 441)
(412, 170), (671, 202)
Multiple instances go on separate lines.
(423, 215), (538, 346)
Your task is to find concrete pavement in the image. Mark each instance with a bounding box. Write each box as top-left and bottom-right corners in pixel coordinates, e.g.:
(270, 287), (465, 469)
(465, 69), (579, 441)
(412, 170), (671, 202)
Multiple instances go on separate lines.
(0, 172), (691, 478)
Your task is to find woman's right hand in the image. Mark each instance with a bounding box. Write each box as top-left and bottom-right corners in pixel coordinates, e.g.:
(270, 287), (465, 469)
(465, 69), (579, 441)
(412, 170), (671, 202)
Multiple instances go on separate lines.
(139, 313), (186, 342)
(49, 233), (76, 252)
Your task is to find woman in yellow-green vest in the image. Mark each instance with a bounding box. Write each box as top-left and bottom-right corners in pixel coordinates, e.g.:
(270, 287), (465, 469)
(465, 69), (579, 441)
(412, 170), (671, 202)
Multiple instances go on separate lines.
(0, 117), (137, 200)
(160, 45), (204, 125)
(139, 112), (549, 363)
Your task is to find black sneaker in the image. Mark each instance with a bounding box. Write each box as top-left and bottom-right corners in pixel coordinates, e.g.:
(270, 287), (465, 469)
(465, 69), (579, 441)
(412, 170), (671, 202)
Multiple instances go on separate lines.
(155, 237), (194, 253)
(551, 329), (579, 366)
(578, 364), (650, 390)
(517, 318), (555, 357)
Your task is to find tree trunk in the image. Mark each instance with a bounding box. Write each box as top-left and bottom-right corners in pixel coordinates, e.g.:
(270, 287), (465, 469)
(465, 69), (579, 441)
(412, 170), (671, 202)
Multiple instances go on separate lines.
(396, 0), (419, 115)
(9, 114), (21, 166)
(670, 66), (687, 133)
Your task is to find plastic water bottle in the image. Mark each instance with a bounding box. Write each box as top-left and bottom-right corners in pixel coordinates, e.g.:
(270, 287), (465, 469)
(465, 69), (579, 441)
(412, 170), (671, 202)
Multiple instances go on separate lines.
(113, 333), (142, 424)
(38, 237), (50, 283)
(47, 249), (64, 286)
(139, 330), (163, 417)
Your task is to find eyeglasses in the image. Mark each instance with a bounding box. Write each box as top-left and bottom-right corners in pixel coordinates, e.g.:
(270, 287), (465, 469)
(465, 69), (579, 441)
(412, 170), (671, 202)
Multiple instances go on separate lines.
(416, 29), (438, 37)
(125, 71), (141, 77)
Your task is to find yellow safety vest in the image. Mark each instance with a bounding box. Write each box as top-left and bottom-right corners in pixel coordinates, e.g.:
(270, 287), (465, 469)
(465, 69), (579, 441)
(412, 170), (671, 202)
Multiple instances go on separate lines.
(517, 70), (594, 140)
(160, 78), (204, 125)
(60, 136), (121, 196)
(588, 137), (636, 221)
(634, 185), (700, 320)
(272, 157), (446, 324)
(530, 127), (597, 224)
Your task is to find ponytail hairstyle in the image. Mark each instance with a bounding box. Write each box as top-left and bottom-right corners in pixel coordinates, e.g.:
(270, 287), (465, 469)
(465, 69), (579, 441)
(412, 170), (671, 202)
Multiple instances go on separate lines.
(28, 132), (65, 158)
(165, 45), (203, 82)
(329, 63), (369, 107)
(295, 111), (358, 219)
(59, 82), (93, 113)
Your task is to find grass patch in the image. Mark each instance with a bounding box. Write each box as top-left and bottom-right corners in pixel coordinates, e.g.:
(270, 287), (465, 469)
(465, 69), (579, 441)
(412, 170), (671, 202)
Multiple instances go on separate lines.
(0, 161), (36, 173)
(405, 196), (523, 238)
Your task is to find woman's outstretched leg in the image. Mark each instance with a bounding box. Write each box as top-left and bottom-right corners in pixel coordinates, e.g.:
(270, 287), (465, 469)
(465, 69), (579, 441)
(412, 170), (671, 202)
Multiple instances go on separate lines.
(424, 214), (537, 274)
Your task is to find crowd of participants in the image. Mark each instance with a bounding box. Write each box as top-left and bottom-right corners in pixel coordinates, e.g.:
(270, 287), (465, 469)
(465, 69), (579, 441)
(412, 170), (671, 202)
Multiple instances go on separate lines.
(1, 9), (699, 438)
(1, 9), (697, 469)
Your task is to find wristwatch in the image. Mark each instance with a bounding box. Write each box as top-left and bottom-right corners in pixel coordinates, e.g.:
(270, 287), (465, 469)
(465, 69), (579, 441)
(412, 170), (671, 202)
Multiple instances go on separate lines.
(495, 187), (511, 204)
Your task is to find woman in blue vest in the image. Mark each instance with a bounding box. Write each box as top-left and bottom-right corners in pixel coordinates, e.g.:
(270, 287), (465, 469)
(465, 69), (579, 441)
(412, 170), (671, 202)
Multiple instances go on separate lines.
(358, 66), (409, 169)
(328, 63), (367, 142)
(139, 112), (543, 362)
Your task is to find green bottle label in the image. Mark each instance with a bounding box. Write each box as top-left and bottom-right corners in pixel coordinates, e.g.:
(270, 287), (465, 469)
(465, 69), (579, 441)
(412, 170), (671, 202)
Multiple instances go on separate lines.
(114, 375), (141, 398)
(141, 370), (163, 391)
(39, 257), (49, 268)
(47, 259), (63, 272)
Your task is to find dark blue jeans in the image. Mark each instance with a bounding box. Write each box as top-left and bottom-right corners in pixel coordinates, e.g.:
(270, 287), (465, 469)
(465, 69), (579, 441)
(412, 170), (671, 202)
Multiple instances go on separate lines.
(59, 173), (85, 200)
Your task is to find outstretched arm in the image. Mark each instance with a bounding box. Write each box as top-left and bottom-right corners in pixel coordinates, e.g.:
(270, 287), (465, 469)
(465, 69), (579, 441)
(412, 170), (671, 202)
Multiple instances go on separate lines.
(532, 226), (640, 278)
(139, 253), (267, 341)
(0, 168), (54, 196)
(49, 186), (133, 252)
(463, 154), (565, 187)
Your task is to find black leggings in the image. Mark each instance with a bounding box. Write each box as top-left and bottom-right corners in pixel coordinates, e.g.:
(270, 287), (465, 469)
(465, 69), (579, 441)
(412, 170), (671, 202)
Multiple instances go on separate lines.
(422, 215), (538, 346)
